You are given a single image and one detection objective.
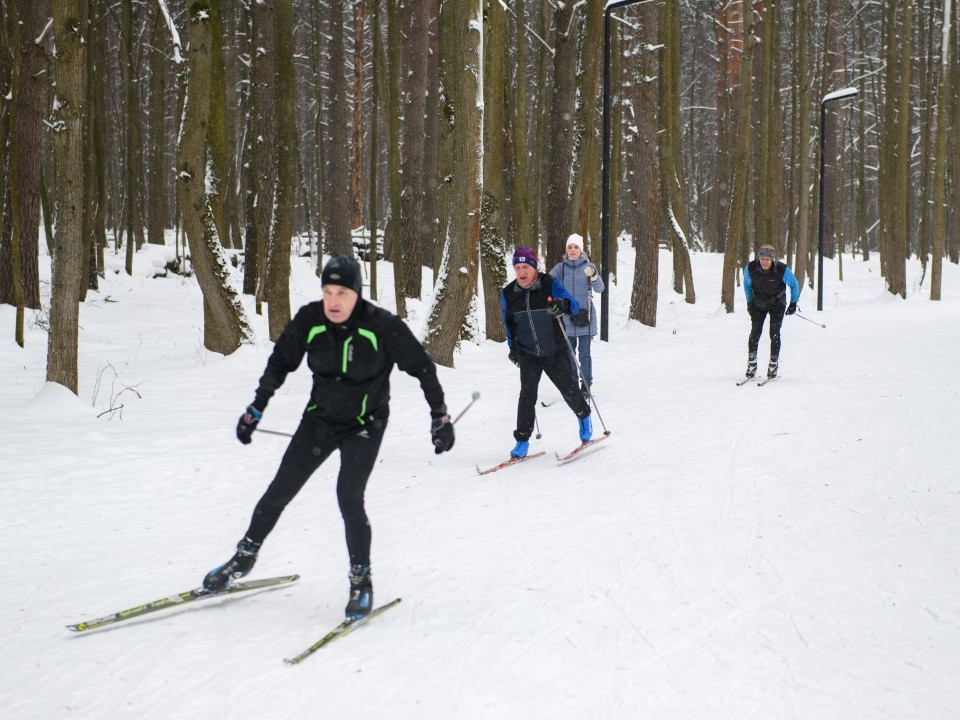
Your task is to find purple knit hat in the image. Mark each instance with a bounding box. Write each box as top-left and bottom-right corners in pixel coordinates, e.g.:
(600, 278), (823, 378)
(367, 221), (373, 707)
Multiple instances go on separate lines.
(512, 246), (539, 268)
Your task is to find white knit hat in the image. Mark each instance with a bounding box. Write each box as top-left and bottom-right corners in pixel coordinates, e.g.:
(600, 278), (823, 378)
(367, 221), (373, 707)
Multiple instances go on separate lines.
(566, 234), (584, 253)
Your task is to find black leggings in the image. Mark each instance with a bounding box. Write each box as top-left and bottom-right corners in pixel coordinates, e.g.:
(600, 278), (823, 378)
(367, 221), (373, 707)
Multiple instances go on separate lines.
(515, 351), (590, 441)
(244, 418), (385, 566)
(748, 304), (786, 360)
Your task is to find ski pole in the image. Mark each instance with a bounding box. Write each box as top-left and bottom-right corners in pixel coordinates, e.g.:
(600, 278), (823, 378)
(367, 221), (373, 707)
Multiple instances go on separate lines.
(433, 391), (481, 449)
(256, 427), (294, 438)
(451, 391), (481, 424)
(552, 312), (611, 436)
(795, 310), (826, 329)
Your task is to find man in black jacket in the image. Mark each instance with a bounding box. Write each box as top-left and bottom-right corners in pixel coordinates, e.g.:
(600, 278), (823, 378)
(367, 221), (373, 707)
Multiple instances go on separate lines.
(743, 244), (801, 379)
(203, 255), (454, 619)
(501, 246), (591, 459)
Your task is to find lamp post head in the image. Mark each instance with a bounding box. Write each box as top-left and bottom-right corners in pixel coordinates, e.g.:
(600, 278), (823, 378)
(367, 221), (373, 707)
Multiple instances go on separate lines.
(822, 87), (858, 105)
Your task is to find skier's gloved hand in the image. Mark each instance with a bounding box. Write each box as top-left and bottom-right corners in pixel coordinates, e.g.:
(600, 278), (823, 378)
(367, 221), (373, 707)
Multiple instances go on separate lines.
(508, 346), (521, 367)
(584, 265), (597, 279)
(747, 300), (756, 315)
(571, 309), (590, 327)
(786, 302), (797, 315)
(431, 414), (455, 454)
(546, 298), (570, 317)
(236, 405), (262, 445)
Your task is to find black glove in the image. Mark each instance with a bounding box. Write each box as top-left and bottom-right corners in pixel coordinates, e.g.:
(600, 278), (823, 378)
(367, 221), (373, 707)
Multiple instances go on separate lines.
(786, 302), (797, 315)
(508, 346), (521, 367)
(431, 414), (455, 454)
(747, 301), (756, 316)
(547, 298), (570, 317)
(236, 405), (262, 445)
(571, 309), (590, 327)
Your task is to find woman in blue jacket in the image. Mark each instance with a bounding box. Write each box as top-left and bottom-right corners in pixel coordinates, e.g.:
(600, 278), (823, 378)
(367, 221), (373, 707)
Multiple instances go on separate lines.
(548, 235), (605, 397)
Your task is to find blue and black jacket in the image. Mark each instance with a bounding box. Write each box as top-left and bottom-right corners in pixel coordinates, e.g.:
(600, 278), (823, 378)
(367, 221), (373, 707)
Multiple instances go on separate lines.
(744, 260), (800, 311)
(251, 299), (446, 432)
(501, 272), (579, 358)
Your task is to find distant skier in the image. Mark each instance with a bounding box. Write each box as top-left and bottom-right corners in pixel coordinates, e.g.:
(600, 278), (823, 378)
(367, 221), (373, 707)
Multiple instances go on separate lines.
(204, 255), (454, 619)
(502, 246), (592, 458)
(743, 244), (801, 379)
(548, 234), (605, 398)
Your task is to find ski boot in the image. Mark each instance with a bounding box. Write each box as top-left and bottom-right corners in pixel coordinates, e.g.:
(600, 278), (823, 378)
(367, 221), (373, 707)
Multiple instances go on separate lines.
(767, 357), (779, 379)
(510, 440), (529, 459)
(578, 415), (593, 443)
(345, 565), (373, 619)
(203, 537), (261, 592)
(745, 353), (758, 379)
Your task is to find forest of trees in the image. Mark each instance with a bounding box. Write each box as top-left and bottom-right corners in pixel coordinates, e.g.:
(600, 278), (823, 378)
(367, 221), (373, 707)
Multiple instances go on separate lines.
(0, 0), (957, 388)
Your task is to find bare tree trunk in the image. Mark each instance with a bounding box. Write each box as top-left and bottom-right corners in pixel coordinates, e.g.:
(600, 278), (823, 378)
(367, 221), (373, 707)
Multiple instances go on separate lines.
(176, 2), (250, 355)
(508, 0), (531, 255)
(267, 0), (297, 340)
(368, 0), (380, 299)
(13, 0), (46, 310)
(122, 0), (144, 275)
(251, 1), (275, 310)
(325, 0), (352, 256)
(930, 0), (953, 300)
(423, 0), (481, 367)
(544, 1), (580, 263)
(385, 0), (406, 315)
(793, 0), (814, 289)
(46, 0), (87, 392)
(399, 0), (428, 299)
(206, 0), (231, 247)
(658, 0), (695, 303)
(480, 0), (507, 342)
(629, 1), (660, 328)
(351, 0), (365, 231)
(148, 6), (168, 246)
(721, 1), (756, 313)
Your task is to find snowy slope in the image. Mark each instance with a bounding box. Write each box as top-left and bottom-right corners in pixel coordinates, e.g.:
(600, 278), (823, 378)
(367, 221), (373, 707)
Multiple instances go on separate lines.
(1, 241), (958, 719)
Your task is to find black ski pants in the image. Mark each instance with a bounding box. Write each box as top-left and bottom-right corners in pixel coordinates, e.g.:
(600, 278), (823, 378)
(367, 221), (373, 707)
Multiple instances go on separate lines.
(515, 350), (590, 442)
(244, 417), (385, 567)
(748, 303), (786, 360)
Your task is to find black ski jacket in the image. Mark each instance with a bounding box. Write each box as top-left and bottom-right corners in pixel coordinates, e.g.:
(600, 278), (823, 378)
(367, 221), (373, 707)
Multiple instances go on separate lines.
(251, 299), (446, 431)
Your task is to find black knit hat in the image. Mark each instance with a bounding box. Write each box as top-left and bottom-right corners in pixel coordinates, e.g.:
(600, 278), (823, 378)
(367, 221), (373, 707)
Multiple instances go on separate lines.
(321, 255), (363, 295)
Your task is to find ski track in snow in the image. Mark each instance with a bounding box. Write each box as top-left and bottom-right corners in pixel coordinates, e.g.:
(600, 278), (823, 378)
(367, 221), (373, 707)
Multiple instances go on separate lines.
(1, 241), (959, 719)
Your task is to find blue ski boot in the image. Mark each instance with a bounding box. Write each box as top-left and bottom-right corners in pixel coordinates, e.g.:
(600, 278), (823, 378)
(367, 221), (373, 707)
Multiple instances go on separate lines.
(203, 537), (261, 591)
(578, 415), (593, 443)
(345, 565), (373, 619)
(510, 440), (529, 458)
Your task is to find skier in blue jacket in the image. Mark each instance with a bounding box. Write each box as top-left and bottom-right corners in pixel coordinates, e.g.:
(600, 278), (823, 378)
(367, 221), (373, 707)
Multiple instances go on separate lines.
(743, 244), (801, 379)
(548, 234), (605, 398)
(501, 246), (592, 458)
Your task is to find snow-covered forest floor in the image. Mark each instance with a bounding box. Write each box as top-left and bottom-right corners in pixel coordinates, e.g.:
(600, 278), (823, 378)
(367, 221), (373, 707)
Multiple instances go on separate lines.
(2, 239), (958, 719)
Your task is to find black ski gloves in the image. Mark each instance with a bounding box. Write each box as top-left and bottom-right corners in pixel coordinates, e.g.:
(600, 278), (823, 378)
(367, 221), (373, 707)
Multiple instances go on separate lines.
(747, 300), (756, 316)
(786, 302), (797, 315)
(547, 298), (570, 317)
(236, 405), (262, 444)
(508, 346), (521, 367)
(571, 309), (590, 327)
(431, 414), (455, 454)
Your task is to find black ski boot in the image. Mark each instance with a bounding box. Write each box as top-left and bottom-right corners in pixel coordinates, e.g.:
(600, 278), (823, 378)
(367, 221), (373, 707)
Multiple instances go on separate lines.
(767, 357), (779, 379)
(746, 353), (758, 379)
(345, 564), (373, 619)
(203, 537), (261, 591)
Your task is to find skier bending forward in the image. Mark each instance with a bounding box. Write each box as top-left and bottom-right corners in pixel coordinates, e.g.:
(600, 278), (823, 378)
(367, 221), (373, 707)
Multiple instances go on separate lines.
(203, 255), (455, 619)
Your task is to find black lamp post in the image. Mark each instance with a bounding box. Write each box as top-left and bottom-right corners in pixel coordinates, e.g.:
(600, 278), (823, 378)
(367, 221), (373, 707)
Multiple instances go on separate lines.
(601, 0), (645, 342)
(816, 87), (858, 311)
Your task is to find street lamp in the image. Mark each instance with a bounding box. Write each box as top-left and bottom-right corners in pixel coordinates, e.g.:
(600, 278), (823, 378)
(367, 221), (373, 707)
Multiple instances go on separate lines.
(816, 87), (858, 311)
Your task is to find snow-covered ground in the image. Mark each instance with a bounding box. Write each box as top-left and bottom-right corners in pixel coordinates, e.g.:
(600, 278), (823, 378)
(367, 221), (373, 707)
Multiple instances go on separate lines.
(2, 238), (958, 719)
